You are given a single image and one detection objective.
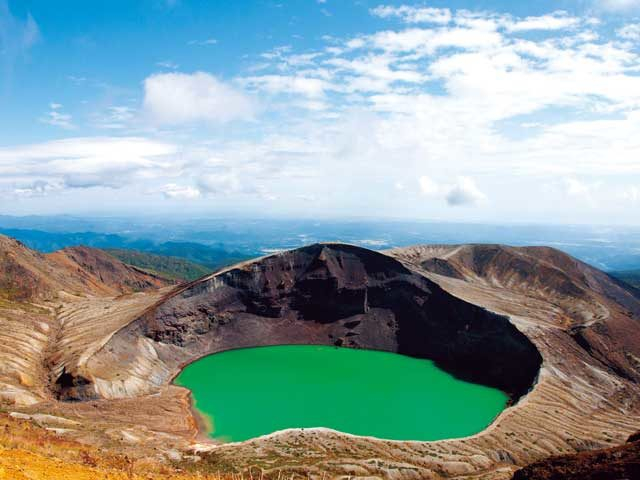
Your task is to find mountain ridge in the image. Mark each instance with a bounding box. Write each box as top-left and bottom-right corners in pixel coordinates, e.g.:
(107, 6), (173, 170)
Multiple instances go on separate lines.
(0, 236), (638, 479)
(0, 235), (175, 301)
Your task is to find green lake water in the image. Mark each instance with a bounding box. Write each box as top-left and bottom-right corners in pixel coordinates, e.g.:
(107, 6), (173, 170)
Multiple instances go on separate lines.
(174, 345), (508, 443)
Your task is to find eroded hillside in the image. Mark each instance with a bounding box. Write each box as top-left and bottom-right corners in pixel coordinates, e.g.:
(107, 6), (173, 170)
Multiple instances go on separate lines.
(0, 235), (175, 407)
(1, 237), (639, 479)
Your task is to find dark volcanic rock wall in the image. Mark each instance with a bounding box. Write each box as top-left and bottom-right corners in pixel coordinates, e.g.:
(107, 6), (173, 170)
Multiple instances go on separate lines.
(512, 431), (640, 480)
(402, 244), (640, 385)
(124, 243), (541, 400)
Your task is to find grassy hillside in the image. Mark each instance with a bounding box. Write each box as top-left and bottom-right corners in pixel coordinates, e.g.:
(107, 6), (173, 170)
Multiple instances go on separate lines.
(103, 249), (212, 281)
(611, 270), (640, 289)
(149, 241), (250, 269)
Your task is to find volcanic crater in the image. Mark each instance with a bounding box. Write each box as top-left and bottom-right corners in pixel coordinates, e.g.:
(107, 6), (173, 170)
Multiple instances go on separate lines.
(2, 236), (639, 479)
(60, 243), (542, 406)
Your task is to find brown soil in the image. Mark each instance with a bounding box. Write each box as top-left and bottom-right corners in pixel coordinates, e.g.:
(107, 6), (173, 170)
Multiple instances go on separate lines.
(46, 246), (173, 295)
(512, 431), (640, 479)
(0, 412), (257, 480)
(1, 236), (639, 479)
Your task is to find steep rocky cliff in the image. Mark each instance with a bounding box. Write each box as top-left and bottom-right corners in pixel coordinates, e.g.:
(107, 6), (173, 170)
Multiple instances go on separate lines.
(390, 244), (640, 385)
(65, 243), (541, 402)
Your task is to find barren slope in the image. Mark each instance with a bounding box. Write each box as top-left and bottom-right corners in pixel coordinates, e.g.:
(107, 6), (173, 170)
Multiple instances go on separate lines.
(0, 236), (175, 408)
(0, 235), (173, 301)
(0, 412), (246, 480)
(512, 431), (640, 479)
(46, 246), (173, 296)
(2, 239), (639, 479)
(0, 235), (83, 301)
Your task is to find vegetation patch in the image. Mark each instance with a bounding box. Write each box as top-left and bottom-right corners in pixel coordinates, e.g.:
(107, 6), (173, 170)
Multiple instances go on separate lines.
(103, 249), (212, 281)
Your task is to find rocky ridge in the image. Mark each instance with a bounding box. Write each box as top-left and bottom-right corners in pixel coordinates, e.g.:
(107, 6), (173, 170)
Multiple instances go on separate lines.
(65, 243), (541, 402)
(1, 237), (639, 479)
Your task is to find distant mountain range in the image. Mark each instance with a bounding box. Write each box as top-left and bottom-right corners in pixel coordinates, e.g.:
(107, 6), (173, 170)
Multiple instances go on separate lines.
(0, 228), (250, 274)
(611, 270), (640, 289)
(3, 217), (640, 273)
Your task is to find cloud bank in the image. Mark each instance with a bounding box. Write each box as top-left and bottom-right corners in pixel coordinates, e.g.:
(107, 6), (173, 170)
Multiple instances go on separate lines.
(143, 72), (254, 125)
(4, 3), (640, 223)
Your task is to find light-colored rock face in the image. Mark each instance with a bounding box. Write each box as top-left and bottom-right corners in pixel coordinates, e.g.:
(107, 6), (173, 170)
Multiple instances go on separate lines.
(0, 287), (172, 407)
(0, 301), (54, 406)
(1, 238), (639, 479)
(0, 235), (175, 407)
(0, 236), (189, 460)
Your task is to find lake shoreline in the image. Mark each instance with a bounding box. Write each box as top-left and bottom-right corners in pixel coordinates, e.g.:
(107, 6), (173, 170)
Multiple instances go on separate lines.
(175, 345), (508, 443)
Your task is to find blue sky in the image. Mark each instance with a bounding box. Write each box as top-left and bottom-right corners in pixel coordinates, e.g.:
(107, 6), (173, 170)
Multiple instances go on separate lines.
(1, 0), (640, 224)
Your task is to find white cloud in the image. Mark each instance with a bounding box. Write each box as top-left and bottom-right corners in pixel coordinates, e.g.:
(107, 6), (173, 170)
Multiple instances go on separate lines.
(419, 176), (440, 195)
(197, 173), (244, 195)
(67, 75), (87, 85)
(13, 180), (62, 197)
(445, 177), (487, 206)
(40, 103), (74, 129)
(595, 0), (640, 12)
(196, 168), (278, 199)
(156, 60), (179, 69)
(418, 176), (487, 206)
(562, 178), (604, 209)
(370, 8), (581, 35)
(565, 178), (591, 196)
(158, 183), (201, 199)
(358, 26), (503, 56)
(618, 23), (640, 40)
(8, 5), (640, 223)
(92, 106), (135, 129)
(0, 0), (40, 71)
(187, 38), (217, 46)
(143, 72), (254, 125)
(244, 74), (329, 98)
(0, 137), (178, 192)
(371, 5), (452, 25)
(505, 12), (581, 32)
(621, 186), (640, 202)
(223, 6), (640, 221)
